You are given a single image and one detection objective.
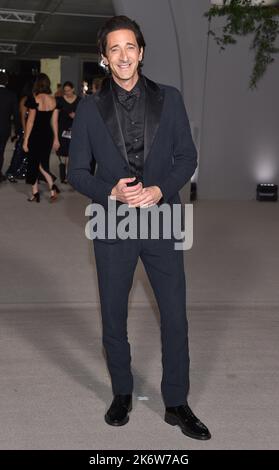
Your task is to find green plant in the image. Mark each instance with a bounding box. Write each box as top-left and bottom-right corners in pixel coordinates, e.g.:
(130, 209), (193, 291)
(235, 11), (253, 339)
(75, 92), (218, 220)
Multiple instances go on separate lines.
(205, 0), (279, 89)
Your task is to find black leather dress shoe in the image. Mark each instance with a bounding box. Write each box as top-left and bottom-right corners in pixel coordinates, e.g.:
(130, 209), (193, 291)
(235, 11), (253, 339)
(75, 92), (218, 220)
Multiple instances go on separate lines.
(105, 394), (132, 426)
(165, 404), (211, 440)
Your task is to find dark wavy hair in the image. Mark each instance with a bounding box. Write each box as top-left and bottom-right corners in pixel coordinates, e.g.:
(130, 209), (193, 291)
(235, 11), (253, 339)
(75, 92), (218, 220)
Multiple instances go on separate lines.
(63, 81), (74, 89)
(32, 73), (51, 95)
(97, 15), (146, 71)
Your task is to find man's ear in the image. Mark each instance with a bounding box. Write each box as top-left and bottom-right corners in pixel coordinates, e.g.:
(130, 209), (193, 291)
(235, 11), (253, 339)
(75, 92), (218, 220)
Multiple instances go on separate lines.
(139, 47), (143, 61)
(101, 54), (109, 66)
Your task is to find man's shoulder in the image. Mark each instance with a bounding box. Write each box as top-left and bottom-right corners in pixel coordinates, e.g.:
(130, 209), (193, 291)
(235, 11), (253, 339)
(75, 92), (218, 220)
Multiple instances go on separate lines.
(76, 94), (97, 112)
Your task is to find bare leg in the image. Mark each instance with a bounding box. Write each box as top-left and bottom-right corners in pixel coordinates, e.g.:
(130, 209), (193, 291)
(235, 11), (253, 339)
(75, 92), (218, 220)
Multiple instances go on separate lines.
(39, 164), (53, 188)
(27, 179), (40, 202)
(39, 164), (59, 201)
(31, 180), (39, 195)
(39, 164), (56, 196)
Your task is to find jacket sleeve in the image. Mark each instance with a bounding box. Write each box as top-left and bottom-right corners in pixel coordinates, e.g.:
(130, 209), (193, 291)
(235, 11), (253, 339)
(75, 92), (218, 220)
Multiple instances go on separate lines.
(158, 89), (197, 202)
(68, 99), (115, 209)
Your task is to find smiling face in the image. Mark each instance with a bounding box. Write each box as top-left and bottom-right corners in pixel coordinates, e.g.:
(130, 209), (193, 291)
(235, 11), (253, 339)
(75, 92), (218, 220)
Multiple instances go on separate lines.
(102, 29), (143, 90)
(63, 85), (74, 98)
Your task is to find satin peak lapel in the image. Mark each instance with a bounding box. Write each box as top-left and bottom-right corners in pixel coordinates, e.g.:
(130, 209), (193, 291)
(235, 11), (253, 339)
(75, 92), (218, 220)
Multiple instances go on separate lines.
(94, 78), (128, 164)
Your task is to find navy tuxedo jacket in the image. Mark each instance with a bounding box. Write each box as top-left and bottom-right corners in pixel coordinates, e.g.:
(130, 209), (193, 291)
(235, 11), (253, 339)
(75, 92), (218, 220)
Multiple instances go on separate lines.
(68, 76), (197, 210)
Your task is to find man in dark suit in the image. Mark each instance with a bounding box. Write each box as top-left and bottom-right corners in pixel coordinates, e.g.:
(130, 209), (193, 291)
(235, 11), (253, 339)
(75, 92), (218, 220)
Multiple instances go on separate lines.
(0, 72), (20, 182)
(68, 16), (210, 440)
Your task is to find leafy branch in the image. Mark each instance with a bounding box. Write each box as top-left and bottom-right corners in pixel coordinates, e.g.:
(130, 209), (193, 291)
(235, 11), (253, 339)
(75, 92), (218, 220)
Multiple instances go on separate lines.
(205, 0), (279, 89)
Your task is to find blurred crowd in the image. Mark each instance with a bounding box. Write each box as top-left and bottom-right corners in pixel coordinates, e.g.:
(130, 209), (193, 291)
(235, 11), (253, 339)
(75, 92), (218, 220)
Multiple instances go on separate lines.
(0, 71), (103, 202)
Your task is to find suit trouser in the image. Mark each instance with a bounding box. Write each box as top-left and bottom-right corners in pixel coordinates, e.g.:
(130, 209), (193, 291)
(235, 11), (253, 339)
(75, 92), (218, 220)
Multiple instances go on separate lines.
(93, 236), (190, 407)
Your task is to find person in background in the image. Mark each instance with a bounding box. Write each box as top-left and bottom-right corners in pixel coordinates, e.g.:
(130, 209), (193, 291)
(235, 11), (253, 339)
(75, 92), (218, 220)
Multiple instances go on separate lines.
(81, 81), (88, 97)
(6, 80), (34, 183)
(23, 73), (60, 202)
(0, 71), (20, 182)
(92, 77), (104, 94)
(56, 81), (81, 183)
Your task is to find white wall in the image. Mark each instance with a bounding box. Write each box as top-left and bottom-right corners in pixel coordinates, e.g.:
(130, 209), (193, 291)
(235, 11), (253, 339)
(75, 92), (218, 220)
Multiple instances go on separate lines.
(60, 56), (82, 94)
(113, 0), (182, 89)
(40, 57), (61, 94)
(196, 4), (279, 199)
(113, 0), (279, 199)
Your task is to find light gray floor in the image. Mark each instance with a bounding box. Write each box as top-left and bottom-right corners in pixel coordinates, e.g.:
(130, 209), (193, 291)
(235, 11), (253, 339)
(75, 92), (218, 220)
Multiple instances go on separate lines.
(1, 146), (279, 449)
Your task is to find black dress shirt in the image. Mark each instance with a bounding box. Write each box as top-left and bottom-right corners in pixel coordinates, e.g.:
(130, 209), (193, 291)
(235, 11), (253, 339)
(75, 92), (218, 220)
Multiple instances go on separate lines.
(112, 76), (145, 183)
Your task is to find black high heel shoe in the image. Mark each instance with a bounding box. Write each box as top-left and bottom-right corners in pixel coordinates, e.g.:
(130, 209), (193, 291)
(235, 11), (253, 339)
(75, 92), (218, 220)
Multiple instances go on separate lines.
(27, 192), (40, 203)
(49, 184), (60, 202)
(52, 184), (61, 194)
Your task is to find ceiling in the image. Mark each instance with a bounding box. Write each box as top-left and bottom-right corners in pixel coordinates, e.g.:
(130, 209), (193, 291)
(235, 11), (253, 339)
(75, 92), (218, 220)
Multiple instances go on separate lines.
(0, 0), (114, 61)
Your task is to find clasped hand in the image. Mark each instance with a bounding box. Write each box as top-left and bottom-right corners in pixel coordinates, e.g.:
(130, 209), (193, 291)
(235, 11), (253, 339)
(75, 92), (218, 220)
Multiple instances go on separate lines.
(110, 177), (162, 208)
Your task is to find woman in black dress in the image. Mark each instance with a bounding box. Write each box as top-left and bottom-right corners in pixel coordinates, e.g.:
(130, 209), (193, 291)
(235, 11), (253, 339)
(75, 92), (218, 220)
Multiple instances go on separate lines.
(56, 81), (80, 183)
(23, 73), (60, 202)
